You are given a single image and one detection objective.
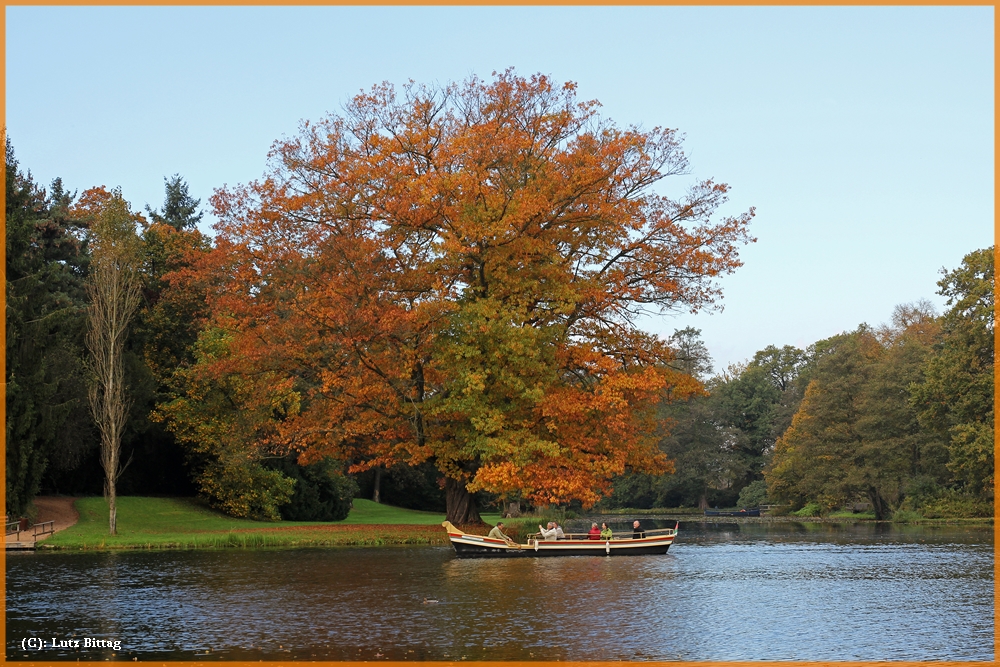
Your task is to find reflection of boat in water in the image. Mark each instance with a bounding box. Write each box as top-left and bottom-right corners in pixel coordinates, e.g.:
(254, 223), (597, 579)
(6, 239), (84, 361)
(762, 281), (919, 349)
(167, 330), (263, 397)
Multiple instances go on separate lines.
(442, 521), (678, 557)
(704, 509), (760, 517)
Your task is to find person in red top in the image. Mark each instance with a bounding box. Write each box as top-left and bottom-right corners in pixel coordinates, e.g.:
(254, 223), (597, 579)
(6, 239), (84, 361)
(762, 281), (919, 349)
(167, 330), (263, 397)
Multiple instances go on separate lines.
(588, 522), (601, 540)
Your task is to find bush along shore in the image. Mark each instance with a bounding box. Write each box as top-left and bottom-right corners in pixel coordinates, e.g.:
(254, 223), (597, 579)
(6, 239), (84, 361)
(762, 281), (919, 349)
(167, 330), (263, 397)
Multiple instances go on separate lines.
(41, 497), (457, 551)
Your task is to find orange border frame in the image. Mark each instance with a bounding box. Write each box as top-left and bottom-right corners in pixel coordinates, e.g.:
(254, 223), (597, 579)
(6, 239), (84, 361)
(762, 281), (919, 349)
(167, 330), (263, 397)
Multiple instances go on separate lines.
(0, 3), (996, 667)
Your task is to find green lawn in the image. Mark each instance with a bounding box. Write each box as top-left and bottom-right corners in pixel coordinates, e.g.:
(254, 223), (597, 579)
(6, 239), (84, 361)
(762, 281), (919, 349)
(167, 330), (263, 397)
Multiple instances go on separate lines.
(43, 497), (451, 550)
(339, 498), (446, 525)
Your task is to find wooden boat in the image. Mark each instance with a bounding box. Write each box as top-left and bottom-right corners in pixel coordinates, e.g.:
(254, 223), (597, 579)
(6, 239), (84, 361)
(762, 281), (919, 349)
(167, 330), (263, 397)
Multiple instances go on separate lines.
(442, 521), (678, 557)
(704, 508), (760, 517)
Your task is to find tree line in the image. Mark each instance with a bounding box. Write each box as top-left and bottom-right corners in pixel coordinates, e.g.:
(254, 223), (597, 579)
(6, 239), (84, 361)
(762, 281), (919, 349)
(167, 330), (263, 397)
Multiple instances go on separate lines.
(5, 71), (991, 528)
(605, 248), (993, 520)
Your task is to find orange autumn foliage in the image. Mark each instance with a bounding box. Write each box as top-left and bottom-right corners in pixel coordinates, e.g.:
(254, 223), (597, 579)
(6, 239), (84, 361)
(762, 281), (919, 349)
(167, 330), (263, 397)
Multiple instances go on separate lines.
(167, 71), (754, 520)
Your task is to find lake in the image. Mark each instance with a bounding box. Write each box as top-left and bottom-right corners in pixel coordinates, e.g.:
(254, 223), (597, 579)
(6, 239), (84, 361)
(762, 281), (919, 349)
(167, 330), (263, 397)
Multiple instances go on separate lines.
(6, 520), (993, 661)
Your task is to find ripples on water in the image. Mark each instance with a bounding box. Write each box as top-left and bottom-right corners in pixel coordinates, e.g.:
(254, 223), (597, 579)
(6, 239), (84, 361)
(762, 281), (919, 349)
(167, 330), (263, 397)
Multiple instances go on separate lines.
(6, 521), (993, 661)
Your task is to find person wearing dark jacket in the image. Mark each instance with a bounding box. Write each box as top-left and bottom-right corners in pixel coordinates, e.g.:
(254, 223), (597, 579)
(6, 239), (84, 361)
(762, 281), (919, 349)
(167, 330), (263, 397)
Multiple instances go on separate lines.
(632, 520), (645, 539)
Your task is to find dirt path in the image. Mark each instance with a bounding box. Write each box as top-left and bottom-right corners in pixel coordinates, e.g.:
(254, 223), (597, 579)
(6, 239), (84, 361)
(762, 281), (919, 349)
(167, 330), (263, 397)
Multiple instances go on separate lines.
(5, 497), (79, 543)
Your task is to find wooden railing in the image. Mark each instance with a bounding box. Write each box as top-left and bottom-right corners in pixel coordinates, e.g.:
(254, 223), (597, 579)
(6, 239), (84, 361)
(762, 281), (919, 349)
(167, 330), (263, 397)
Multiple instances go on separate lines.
(530, 526), (678, 541)
(33, 521), (55, 538)
(5, 519), (54, 540)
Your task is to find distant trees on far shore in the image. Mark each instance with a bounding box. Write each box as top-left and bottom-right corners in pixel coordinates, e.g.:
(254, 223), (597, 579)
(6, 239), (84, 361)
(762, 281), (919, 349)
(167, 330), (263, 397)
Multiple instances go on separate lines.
(602, 248), (993, 520)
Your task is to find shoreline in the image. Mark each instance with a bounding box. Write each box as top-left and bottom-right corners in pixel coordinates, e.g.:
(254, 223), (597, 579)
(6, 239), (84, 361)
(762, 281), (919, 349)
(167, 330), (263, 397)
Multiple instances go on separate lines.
(38, 516), (992, 553)
(25, 496), (993, 553)
(37, 525), (453, 551)
(593, 513), (994, 526)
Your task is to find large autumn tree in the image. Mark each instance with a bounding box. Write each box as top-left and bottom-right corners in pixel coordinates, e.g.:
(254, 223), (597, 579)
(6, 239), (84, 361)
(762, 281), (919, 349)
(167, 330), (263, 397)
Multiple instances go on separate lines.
(165, 71), (754, 523)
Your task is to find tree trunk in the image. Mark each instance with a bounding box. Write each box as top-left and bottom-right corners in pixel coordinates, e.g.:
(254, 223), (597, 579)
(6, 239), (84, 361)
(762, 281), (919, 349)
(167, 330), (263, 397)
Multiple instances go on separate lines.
(372, 467), (382, 504)
(108, 489), (117, 535)
(867, 487), (891, 521)
(445, 477), (481, 524)
(698, 491), (709, 511)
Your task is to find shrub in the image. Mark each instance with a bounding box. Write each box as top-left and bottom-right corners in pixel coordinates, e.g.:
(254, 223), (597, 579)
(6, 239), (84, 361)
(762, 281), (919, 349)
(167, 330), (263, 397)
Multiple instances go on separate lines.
(272, 457), (359, 521)
(891, 509), (923, 523)
(737, 480), (768, 508)
(918, 490), (992, 519)
(196, 460), (295, 521)
(791, 502), (822, 517)
(904, 475), (942, 505)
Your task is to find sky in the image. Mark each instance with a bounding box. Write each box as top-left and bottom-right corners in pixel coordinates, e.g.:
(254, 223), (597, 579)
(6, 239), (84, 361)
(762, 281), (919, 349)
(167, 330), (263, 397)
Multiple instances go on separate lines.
(6, 6), (994, 372)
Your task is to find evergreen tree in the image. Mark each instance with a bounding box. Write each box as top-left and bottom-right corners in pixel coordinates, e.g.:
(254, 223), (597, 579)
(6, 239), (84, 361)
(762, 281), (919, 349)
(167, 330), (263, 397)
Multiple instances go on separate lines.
(145, 174), (203, 231)
(5, 139), (94, 515)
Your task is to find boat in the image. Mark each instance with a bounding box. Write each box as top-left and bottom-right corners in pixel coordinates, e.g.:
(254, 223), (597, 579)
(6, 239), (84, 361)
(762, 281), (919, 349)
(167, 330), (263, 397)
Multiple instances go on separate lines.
(442, 521), (678, 557)
(704, 508), (760, 517)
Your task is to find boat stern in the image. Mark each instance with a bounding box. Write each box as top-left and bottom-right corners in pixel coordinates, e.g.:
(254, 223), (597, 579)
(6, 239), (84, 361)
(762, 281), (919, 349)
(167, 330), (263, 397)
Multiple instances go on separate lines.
(442, 521), (526, 557)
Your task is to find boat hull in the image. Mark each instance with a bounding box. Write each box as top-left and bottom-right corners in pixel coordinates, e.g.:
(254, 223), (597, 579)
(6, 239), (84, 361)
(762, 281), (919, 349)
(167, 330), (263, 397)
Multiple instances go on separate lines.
(450, 537), (531, 557)
(445, 526), (675, 558)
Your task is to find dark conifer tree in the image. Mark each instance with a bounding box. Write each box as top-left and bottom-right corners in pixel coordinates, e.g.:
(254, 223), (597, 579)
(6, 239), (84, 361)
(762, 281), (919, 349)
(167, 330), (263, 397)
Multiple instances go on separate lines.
(145, 174), (203, 231)
(5, 138), (94, 514)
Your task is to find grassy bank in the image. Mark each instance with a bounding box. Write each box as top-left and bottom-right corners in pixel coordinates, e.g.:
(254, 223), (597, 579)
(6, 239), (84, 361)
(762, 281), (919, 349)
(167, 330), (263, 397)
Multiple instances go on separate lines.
(42, 497), (452, 550)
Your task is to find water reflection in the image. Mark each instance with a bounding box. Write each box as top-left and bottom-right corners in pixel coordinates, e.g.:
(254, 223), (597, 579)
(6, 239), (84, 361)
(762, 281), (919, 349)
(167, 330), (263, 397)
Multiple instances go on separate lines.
(6, 523), (993, 661)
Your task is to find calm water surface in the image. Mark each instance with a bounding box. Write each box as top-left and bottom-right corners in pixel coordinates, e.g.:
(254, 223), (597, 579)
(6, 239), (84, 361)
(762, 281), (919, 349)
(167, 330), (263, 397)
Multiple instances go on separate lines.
(6, 521), (993, 661)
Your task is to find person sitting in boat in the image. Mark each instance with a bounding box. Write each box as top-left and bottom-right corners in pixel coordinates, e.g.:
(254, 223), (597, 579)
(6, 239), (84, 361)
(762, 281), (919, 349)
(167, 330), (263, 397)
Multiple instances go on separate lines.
(632, 520), (646, 539)
(588, 523), (601, 540)
(600, 522), (613, 540)
(487, 521), (515, 545)
(538, 521), (555, 540)
(538, 521), (565, 540)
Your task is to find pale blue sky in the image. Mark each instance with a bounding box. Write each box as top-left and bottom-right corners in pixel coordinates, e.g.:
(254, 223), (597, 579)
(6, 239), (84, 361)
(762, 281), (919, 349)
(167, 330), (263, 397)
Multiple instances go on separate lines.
(6, 6), (994, 371)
